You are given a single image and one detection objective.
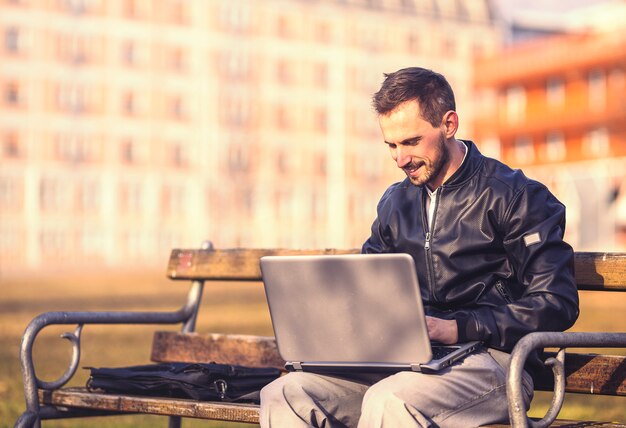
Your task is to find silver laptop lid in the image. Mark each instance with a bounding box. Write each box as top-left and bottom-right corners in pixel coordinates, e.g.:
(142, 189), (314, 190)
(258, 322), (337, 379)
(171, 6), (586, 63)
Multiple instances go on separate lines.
(260, 253), (432, 365)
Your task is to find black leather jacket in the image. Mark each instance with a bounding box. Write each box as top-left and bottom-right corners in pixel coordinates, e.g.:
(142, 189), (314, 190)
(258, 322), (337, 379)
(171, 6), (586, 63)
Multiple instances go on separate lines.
(362, 140), (579, 353)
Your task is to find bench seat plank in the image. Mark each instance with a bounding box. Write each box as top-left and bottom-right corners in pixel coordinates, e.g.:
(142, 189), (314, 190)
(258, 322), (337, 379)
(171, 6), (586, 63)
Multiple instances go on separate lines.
(39, 388), (260, 423)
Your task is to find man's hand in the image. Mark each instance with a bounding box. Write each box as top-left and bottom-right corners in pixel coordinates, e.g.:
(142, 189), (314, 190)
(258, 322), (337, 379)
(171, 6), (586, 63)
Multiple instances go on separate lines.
(426, 316), (458, 344)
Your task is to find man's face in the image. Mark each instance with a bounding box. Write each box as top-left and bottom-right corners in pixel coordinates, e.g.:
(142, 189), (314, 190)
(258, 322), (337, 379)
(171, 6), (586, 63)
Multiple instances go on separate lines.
(379, 100), (449, 189)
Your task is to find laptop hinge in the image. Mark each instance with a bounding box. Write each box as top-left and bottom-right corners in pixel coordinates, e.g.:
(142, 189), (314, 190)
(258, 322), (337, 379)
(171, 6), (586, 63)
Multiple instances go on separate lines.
(287, 361), (303, 371)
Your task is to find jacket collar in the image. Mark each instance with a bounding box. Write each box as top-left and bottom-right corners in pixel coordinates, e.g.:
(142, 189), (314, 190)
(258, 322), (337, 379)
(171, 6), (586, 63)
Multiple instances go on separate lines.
(437, 139), (482, 189)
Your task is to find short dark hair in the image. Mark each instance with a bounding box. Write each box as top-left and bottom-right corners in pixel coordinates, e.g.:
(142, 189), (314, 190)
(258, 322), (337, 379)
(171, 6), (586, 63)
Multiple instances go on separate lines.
(372, 67), (456, 127)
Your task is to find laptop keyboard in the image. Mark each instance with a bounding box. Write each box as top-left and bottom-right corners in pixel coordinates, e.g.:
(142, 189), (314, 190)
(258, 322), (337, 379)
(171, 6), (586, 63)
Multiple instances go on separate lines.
(431, 346), (457, 360)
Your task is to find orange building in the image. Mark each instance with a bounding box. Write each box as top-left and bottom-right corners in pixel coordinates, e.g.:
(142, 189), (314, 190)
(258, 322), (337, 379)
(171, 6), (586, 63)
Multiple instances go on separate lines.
(473, 29), (626, 250)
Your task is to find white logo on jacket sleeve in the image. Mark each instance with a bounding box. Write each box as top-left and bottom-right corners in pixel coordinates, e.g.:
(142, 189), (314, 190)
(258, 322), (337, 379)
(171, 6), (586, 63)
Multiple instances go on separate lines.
(523, 232), (541, 247)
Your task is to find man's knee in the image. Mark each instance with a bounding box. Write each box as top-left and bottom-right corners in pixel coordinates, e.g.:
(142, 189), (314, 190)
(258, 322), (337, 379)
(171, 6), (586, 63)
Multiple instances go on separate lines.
(360, 372), (433, 427)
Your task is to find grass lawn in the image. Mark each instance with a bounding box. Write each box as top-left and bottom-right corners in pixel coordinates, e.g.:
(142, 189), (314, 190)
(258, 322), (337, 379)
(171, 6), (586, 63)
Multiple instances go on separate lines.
(1, 269), (625, 427)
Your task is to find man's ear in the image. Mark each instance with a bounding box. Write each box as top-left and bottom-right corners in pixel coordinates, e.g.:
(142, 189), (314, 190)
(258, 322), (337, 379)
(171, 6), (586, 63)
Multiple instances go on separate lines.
(442, 110), (458, 138)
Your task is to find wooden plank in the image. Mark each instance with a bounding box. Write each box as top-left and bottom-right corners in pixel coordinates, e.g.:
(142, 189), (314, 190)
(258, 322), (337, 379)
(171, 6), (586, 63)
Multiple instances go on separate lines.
(167, 249), (626, 291)
(167, 248), (359, 281)
(487, 421), (626, 428)
(574, 252), (626, 291)
(535, 352), (626, 396)
(39, 388), (260, 423)
(41, 389), (626, 427)
(151, 332), (285, 370)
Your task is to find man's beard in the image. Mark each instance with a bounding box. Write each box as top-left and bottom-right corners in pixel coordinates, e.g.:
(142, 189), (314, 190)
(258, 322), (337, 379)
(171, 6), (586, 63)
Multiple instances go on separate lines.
(405, 132), (450, 187)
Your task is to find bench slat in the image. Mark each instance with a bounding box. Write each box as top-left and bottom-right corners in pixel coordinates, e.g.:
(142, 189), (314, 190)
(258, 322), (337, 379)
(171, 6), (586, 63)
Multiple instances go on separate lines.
(39, 388), (260, 423)
(152, 332), (626, 396)
(167, 249), (626, 291)
(167, 248), (359, 281)
(535, 352), (626, 396)
(40, 388), (626, 427)
(151, 332), (285, 369)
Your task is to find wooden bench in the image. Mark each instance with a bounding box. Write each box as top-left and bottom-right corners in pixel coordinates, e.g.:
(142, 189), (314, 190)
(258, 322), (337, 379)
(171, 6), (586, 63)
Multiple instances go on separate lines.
(16, 247), (626, 427)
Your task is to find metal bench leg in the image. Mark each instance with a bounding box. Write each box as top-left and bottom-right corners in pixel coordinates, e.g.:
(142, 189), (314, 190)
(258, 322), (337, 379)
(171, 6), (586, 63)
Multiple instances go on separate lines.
(168, 416), (182, 428)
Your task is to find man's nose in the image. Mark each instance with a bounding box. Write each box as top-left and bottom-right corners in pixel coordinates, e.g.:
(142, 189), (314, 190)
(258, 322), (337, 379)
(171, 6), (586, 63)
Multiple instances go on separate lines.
(395, 147), (410, 168)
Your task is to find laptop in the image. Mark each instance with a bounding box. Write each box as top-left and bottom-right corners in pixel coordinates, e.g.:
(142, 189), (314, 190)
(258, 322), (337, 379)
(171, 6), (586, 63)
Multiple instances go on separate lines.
(259, 253), (481, 373)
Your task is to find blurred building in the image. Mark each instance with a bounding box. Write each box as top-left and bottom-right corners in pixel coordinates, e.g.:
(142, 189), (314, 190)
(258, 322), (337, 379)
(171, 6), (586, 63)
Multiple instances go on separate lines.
(1, 0), (499, 271)
(473, 25), (626, 250)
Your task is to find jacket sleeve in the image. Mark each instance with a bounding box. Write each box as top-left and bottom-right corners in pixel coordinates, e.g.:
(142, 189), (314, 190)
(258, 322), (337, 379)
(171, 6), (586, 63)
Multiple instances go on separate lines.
(455, 182), (580, 351)
(361, 187), (396, 254)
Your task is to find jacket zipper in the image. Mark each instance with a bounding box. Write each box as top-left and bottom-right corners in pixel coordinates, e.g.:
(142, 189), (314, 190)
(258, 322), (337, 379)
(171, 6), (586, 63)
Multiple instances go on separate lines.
(494, 279), (512, 303)
(423, 188), (440, 303)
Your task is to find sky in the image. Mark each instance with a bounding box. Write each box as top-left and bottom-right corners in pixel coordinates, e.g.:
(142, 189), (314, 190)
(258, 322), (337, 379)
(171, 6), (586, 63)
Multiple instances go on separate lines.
(493, 0), (613, 20)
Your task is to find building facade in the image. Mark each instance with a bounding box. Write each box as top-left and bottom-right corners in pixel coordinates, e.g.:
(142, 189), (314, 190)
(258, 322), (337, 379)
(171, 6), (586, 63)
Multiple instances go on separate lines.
(473, 28), (626, 250)
(1, 0), (499, 271)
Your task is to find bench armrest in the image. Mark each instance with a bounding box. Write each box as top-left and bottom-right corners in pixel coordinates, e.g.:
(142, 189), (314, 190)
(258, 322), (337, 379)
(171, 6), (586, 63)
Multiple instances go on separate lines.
(507, 331), (626, 428)
(17, 279), (205, 427)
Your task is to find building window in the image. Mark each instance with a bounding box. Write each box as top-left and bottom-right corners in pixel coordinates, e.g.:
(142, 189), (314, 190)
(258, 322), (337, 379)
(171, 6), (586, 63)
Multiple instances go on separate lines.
(161, 184), (186, 215)
(218, 51), (250, 80)
(219, 3), (250, 32)
(3, 132), (20, 157)
(55, 134), (91, 163)
(119, 181), (143, 214)
(407, 33), (420, 53)
(545, 131), (566, 161)
(4, 82), (21, 106)
(168, 46), (185, 71)
(171, 142), (188, 167)
(169, 95), (185, 120)
(122, 91), (135, 115)
(315, 21), (331, 44)
(311, 191), (326, 223)
(228, 144), (249, 172)
(276, 60), (293, 85)
(275, 105), (291, 130)
(222, 94), (250, 127)
(57, 33), (91, 64)
(314, 108), (328, 134)
(4, 27), (20, 53)
(313, 63), (328, 88)
(276, 15), (291, 38)
(120, 139), (135, 163)
(123, 0), (137, 18)
(57, 85), (88, 113)
(60, 0), (96, 15)
(121, 40), (136, 65)
(588, 69), (606, 110)
(584, 127), (610, 157)
(0, 176), (21, 209)
(40, 178), (68, 211)
(39, 228), (69, 255)
(77, 180), (101, 212)
(546, 77), (565, 107)
(505, 85), (526, 123)
(513, 136), (534, 164)
(609, 67), (625, 88)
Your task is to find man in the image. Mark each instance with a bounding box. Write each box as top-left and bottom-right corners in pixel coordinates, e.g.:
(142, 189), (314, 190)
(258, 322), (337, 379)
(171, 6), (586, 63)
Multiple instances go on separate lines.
(260, 67), (579, 427)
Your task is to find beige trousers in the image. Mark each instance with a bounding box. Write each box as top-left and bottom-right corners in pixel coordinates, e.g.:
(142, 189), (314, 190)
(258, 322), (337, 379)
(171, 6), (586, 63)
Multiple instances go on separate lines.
(259, 349), (534, 428)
